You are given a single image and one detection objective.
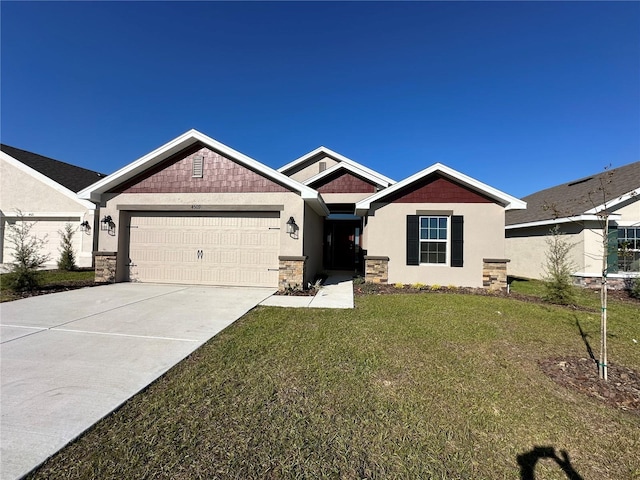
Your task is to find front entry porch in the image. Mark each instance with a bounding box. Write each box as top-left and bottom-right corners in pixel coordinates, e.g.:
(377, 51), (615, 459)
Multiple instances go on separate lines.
(323, 217), (363, 272)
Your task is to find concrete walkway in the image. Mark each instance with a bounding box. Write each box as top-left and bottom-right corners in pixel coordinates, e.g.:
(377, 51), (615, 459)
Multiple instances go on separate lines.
(260, 272), (354, 309)
(0, 284), (274, 480)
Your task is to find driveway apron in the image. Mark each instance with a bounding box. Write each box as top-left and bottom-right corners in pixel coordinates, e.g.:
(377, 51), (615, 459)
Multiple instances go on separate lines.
(0, 283), (274, 480)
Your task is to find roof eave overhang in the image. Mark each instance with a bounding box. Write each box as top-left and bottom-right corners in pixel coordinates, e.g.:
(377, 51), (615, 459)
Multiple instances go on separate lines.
(78, 130), (329, 216)
(303, 162), (391, 189)
(583, 188), (640, 215)
(355, 163), (526, 214)
(506, 214), (623, 230)
(279, 146), (396, 186)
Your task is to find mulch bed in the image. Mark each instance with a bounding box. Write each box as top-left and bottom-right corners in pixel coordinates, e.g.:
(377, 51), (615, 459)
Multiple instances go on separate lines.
(539, 357), (640, 415)
(4, 280), (98, 300)
(355, 282), (640, 308)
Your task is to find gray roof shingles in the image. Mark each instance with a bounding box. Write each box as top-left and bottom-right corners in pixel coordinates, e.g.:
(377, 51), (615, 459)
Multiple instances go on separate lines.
(1, 144), (106, 193)
(506, 161), (640, 226)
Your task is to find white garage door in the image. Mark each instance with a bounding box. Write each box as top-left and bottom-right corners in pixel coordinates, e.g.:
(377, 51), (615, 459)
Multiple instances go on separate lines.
(1, 217), (82, 267)
(128, 212), (280, 287)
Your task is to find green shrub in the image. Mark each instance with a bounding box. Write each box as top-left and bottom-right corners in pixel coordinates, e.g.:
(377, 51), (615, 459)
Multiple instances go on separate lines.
(4, 211), (50, 291)
(543, 226), (577, 305)
(57, 223), (77, 271)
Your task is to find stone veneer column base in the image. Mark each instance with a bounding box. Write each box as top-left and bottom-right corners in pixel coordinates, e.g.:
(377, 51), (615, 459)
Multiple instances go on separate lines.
(364, 256), (389, 284)
(94, 252), (117, 283)
(278, 256), (307, 290)
(572, 275), (635, 290)
(483, 258), (509, 291)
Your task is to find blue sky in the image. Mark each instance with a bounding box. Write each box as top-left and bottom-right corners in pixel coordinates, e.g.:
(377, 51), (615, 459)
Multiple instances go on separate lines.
(2, 1), (638, 198)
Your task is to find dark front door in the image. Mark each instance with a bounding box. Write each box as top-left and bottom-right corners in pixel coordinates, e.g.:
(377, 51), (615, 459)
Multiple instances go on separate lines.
(324, 220), (362, 271)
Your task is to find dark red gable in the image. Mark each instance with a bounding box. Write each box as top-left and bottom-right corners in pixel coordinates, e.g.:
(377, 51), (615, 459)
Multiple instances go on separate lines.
(110, 145), (288, 194)
(387, 174), (493, 203)
(310, 170), (377, 194)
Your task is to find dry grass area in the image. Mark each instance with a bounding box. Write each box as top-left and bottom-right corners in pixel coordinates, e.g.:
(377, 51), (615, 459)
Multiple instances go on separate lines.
(26, 289), (640, 479)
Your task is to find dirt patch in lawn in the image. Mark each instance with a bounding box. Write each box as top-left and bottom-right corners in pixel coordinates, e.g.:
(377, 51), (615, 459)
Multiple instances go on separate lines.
(539, 357), (640, 415)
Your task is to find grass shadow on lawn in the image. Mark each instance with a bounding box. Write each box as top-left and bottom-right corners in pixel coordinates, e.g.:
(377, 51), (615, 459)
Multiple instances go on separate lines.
(517, 446), (584, 480)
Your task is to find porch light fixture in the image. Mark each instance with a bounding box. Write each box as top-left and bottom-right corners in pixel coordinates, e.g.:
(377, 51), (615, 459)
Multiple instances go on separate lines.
(286, 216), (297, 234)
(101, 215), (116, 235)
(80, 220), (91, 233)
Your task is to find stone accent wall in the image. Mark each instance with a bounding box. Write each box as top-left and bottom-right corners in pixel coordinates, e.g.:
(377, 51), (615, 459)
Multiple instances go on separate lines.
(365, 256), (389, 283)
(94, 252), (117, 283)
(483, 258), (509, 291)
(279, 256), (307, 290)
(572, 275), (635, 291)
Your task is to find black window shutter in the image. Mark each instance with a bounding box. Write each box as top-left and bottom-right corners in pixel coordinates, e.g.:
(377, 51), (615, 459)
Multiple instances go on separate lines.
(406, 215), (419, 266)
(451, 215), (464, 267)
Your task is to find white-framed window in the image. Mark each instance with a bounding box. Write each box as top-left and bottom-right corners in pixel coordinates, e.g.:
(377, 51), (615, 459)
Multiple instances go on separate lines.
(618, 227), (640, 272)
(419, 216), (448, 264)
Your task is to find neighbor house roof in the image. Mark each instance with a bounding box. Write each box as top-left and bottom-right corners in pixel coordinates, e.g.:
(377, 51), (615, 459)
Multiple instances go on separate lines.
(1, 144), (106, 193)
(355, 163), (526, 214)
(78, 129), (330, 216)
(506, 161), (640, 228)
(278, 146), (395, 187)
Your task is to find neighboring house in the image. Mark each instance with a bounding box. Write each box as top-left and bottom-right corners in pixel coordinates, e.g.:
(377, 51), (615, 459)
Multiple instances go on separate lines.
(505, 161), (640, 288)
(79, 129), (525, 290)
(0, 144), (105, 269)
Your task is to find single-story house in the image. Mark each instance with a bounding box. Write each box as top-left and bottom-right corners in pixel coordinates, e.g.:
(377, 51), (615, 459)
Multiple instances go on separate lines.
(79, 129), (526, 290)
(505, 161), (640, 288)
(0, 144), (105, 269)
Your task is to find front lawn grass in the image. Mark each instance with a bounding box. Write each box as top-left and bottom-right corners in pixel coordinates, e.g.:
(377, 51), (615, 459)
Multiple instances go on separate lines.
(0, 268), (95, 302)
(27, 293), (639, 479)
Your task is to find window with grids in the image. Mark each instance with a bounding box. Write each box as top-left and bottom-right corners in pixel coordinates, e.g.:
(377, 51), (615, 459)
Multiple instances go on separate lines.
(618, 227), (640, 272)
(419, 216), (448, 264)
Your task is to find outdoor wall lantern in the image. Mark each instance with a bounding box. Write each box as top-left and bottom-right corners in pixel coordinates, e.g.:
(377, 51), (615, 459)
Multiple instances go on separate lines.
(101, 215), (116, 235)
(80, 220), (91, 233)
(286, 216), (298, 234)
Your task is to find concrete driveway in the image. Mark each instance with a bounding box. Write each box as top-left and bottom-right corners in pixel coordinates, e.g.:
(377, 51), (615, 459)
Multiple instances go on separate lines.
(0, 283), (274, 480)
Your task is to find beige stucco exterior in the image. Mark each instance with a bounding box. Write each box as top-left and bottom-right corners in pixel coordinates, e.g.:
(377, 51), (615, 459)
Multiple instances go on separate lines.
(302, 203), (324, 285)
(98, 191), (312, 283)
(506, 196), (640, 280)
(0, 157), (97, 268)
(287, 156), (340, 183)
(505, 224), (585, 279)
(363, 202), (506, 287)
